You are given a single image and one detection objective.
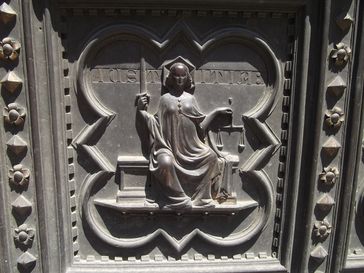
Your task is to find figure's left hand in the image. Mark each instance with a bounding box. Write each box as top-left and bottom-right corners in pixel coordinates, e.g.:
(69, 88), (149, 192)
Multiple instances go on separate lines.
(216, 107), (233, 115)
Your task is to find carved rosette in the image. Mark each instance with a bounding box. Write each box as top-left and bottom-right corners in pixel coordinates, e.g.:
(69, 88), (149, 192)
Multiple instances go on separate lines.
(4, 103), (26, 126)
(8, 164), (30, 187)
(14, 224), (35, 247)
(313, 219), (332, 240)
(319, 167), (339, 186)
(0, 37), (21, 61)
(324, 107), (344, 129)
(330, 43), (352, 67)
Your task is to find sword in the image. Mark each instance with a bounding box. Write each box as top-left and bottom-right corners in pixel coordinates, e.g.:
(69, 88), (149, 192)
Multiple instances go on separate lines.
(135, 52), (150, 107)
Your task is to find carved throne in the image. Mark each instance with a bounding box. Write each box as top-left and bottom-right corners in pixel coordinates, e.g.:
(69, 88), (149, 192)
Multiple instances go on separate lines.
(116, 152), (240, 209)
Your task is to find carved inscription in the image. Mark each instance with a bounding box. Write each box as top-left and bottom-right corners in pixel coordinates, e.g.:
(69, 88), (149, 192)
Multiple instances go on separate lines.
(194, 70), (264, 85)
(91, 68), (265, 85)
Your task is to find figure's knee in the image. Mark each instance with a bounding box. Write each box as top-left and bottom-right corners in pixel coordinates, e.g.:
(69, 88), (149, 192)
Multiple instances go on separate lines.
(157, 154), (174, 170)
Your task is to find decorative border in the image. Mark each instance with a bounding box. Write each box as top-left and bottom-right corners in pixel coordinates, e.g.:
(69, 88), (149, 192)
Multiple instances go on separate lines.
(69, 258), (287, 273)
(59, 14), (79, 257)
(0, 0), (38, 271)
(342, 0), (364, 270)
(74, 251), (272, 263)
(303, 0), (355, 272)
(60, 8), (294, 19)
(271, 14), (296, 257)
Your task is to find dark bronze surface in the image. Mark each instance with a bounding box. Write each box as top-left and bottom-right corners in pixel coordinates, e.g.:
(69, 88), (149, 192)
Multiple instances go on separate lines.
(0, 0), (363, 272)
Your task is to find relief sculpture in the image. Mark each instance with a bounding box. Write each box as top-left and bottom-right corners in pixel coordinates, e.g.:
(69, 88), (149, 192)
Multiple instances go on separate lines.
(136, 59), (234, 209)
(75, 24), (282, 251)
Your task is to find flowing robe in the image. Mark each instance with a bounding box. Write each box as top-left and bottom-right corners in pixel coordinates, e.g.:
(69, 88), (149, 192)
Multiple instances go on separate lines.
(143, 92), (223, 208)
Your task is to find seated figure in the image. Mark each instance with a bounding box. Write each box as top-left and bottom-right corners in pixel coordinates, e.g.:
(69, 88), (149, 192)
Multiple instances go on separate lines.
(136, 62), (233, 209)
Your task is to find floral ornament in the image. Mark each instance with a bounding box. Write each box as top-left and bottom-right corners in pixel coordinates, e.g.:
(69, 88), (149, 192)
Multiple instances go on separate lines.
(0, 37), (21, 61)
(8, 164), (30, 187)
(331, 43), (352, 67)
(319, 166), (339, 186)
(14, 224), (35, 247)
(4, 103), (26, 126)
(325, 106), (344, 129)
(313, 219), (332, 240)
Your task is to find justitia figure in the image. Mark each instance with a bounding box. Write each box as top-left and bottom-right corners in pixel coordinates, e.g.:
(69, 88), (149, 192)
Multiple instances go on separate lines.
(137, 62), (233, 209)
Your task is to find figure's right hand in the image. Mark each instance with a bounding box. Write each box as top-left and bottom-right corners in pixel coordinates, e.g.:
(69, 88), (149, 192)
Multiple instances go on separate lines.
(136, 93), (149, 111)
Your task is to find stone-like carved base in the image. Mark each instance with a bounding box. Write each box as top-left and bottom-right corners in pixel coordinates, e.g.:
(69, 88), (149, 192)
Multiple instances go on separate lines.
(94, 198), (258, 214)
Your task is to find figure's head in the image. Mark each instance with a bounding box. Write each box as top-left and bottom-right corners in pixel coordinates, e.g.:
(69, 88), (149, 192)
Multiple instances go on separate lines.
(166, 62), (194, 92)
(170, 63), (188, 87)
